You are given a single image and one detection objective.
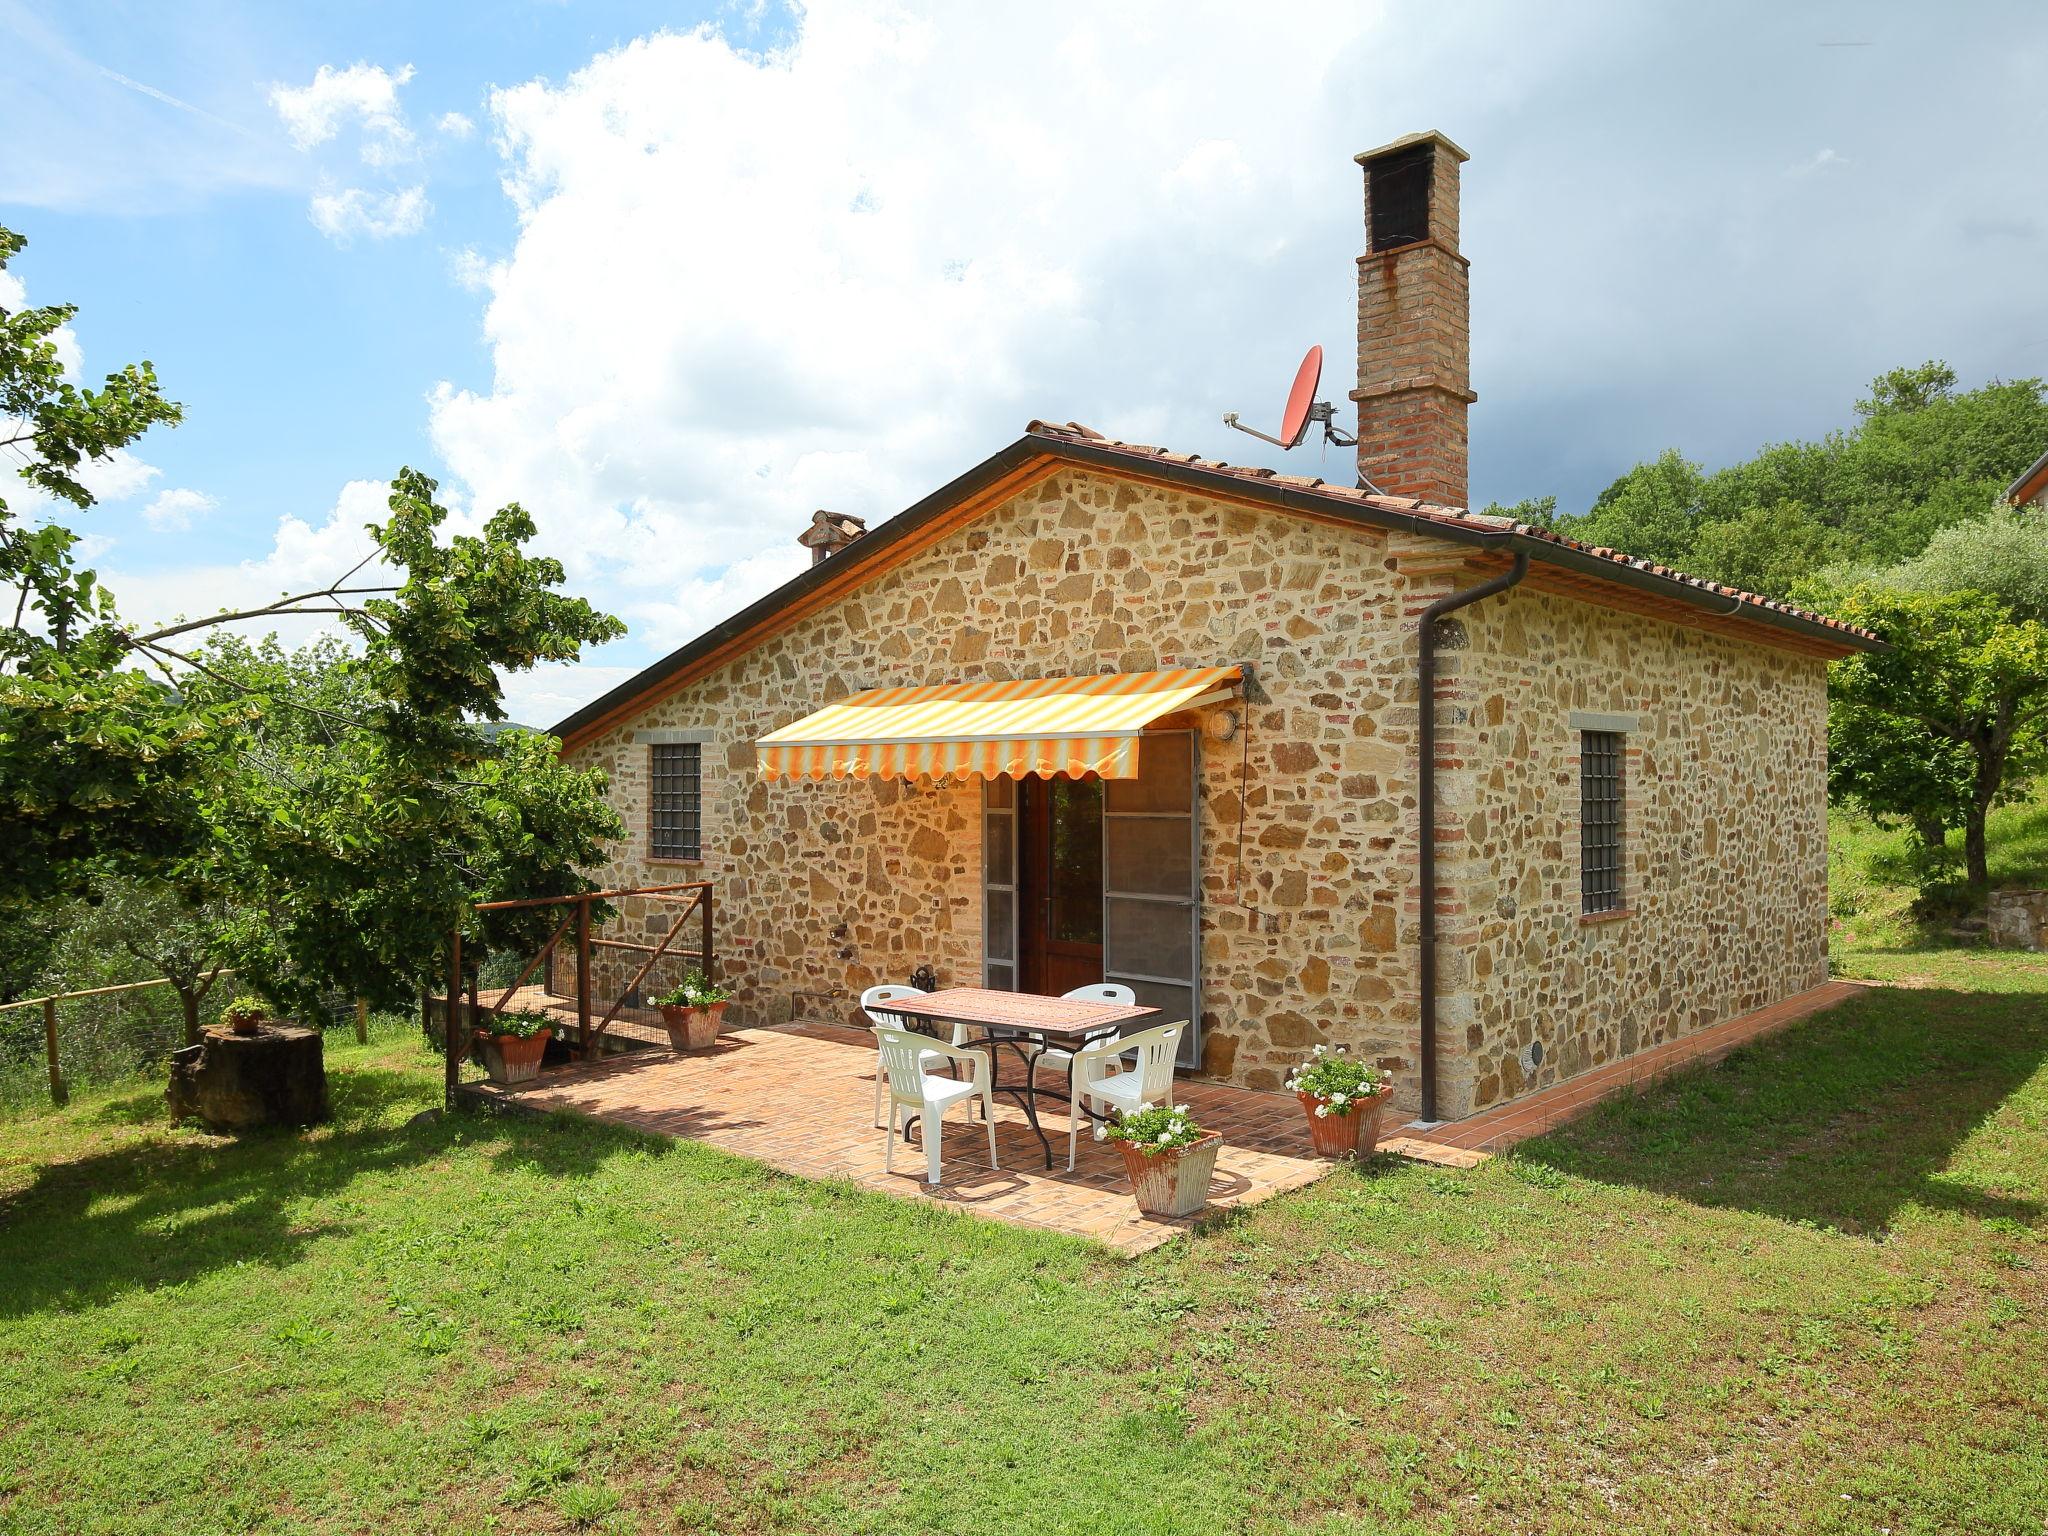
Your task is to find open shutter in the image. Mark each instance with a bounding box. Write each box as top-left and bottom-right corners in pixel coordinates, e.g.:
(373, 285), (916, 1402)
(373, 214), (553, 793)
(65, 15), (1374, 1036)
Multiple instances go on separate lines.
(982, 777), (1019, 991)
(1103, 730), (1202, 1068)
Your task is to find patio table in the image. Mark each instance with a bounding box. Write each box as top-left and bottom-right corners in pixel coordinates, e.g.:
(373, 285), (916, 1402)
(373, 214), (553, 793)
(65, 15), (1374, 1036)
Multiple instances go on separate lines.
(871, 987), (1160, 1168)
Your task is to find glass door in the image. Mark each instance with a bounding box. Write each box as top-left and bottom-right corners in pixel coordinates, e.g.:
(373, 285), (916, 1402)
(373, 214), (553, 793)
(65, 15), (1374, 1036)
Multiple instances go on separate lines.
(1103, 731), (1202, 1068)
(982, 778), (1017, 992)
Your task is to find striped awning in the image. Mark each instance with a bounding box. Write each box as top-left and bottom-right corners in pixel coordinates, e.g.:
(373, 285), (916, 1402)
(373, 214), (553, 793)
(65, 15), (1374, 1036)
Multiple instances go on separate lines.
(757, 666), (1241, 782)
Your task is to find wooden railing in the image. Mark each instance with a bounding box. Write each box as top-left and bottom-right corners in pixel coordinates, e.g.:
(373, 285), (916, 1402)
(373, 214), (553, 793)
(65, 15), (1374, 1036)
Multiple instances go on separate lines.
(443, 881), (715, 1105)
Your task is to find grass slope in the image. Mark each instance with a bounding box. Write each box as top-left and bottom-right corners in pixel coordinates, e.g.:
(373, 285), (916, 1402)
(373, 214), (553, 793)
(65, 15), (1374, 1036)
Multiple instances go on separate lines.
(1, 972), (2044, 1535)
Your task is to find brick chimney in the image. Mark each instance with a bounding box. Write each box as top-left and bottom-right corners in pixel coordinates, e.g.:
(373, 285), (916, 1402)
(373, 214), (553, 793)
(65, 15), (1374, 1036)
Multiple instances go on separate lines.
(1351, 131), (1474, 507)
(798, 509), (868, 565)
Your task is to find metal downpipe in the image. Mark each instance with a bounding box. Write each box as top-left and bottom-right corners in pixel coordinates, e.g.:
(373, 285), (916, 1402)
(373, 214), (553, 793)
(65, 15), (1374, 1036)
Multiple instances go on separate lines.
(1416, 549), (1528, 1124)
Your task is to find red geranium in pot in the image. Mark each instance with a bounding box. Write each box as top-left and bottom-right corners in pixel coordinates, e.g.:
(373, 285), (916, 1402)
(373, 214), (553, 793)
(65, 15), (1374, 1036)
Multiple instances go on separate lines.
(654, 969), (730, 1053)
(475, 1008), (554, 1085)
(1285, 1044), (1393, 1159)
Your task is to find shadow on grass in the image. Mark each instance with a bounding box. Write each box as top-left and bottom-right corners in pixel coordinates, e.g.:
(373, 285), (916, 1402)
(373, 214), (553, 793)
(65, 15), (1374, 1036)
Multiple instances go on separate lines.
(1512, 985), (2048, 1236)
(0, 1063), (660, 1319)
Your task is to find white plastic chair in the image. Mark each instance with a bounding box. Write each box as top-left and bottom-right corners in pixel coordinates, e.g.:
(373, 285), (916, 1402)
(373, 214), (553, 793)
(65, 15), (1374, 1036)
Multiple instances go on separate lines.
(862, 984), (982, 1128)
(873, 1027), (997, 1184)
(1068, 1020), (1184, 1171)
(1035, 983), (1137, 1087)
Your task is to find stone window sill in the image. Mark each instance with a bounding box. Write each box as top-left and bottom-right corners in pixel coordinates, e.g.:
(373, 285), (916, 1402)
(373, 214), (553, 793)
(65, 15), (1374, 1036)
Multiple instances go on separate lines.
(646, 856), (707, 868)
(1579, 906), (1635, 927)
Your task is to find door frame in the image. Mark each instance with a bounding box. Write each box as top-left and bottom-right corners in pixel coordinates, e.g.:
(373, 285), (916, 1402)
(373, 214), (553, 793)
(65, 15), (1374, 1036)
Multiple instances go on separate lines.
(981, 728), (1203, 1069)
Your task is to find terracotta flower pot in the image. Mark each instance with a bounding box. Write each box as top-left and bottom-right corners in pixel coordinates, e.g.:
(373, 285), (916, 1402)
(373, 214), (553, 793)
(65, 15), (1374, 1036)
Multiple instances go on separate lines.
(477, 1028), (551, 1085)
(660, 1001), (726, 1052)
(227, 1014), (263, 1037)
(1297, 1089), (1390, 1159)
(1116, 1130), (1223, 1218)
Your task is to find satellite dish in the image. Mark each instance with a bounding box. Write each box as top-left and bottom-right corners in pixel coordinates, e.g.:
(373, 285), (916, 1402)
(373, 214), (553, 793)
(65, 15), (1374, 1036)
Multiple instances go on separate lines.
(1224, 343), (1358, 453)
(1279, 345), (1323, 448)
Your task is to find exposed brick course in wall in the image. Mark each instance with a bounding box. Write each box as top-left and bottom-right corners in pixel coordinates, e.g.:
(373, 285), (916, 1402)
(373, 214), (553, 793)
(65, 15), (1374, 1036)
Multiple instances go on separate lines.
(564, 468), (1831, 1121)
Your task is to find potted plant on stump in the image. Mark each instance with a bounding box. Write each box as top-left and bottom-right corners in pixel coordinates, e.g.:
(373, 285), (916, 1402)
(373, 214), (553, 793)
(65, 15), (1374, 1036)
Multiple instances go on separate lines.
(1286, 1044), (1393, 1158)
(654, 969), (731, 1053)
(1103, 1103), (1222, 1218)
(475, 1008), (554, 1085)
(219, 994), (268, 1037)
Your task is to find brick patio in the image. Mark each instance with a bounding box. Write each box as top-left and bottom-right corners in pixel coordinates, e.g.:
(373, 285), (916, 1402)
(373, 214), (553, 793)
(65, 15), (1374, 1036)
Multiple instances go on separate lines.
(461, 978), (1864, 1250)
(463, 1021), (1334, 1254)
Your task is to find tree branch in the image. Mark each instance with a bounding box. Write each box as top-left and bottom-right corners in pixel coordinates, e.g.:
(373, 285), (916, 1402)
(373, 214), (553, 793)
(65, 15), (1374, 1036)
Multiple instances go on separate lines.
(129, 594), (397, 646)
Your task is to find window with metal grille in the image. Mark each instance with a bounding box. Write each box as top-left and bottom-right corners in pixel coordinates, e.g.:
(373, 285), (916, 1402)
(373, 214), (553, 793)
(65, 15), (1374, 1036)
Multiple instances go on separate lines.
(649, 742), (702, 861)
(1579, 730), (1625, 914)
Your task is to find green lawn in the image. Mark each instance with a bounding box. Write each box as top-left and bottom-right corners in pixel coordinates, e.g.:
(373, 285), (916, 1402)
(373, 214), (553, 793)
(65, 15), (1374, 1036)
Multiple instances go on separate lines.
(2, 964), (2044, 1535)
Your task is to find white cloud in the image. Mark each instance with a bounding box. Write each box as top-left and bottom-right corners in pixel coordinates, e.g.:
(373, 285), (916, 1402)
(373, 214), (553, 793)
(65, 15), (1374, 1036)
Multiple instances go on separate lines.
(140, 486), (217, 532)
(270, 62), (418, 164)
(1788, 147), (1849, 177)
(309, 184), (430, 242)
(437, 110), (475, 139)
(427, 6), (1381, 727)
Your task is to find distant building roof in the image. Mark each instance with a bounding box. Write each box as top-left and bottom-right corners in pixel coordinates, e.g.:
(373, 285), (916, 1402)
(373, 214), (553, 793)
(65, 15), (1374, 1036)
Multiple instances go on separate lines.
(2008, 446), (2048, 508)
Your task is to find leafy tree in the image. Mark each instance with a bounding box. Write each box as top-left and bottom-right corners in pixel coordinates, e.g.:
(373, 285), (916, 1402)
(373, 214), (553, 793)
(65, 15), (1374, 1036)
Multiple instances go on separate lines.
(1819, 586), (2048, 891)
(1534, 362), (2048, 598)
(1564, 449), (1707, 567)
(2, 222), (628, 1094)
(1881, 505), (2048, 624)
(62, 879), (236, 1045)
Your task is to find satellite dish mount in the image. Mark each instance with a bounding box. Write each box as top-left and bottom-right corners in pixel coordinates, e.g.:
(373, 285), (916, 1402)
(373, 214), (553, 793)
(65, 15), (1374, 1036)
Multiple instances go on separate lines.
(1223, 344), (1357, 451)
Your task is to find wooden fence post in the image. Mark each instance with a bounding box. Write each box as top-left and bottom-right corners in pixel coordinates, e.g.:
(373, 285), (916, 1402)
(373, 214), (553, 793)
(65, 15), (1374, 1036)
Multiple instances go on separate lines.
(576, 895), (592, 1057)
(701, 883), (715, 984)
(444, 927), (463, 1110)
(354, 997), (369, 1044)
(43, 996), (66, 1107)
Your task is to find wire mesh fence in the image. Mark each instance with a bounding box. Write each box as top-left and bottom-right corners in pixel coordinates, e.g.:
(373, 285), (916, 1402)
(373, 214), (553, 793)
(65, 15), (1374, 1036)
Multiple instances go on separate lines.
(0, 980), (373, 1117)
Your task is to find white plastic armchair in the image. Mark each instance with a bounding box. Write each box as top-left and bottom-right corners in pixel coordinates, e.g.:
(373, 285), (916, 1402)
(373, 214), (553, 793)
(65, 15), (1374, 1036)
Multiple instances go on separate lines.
(873, 1027), (997, 1184)
(862, 983), (983, 1128)
(862, 984), (927, 1127)
(1036, 983), (1137, 1086)
(1068, 1020), (1184, 1171)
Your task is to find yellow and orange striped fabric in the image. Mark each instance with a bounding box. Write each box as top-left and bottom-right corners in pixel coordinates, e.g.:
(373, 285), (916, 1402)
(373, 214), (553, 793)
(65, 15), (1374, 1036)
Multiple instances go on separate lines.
(757, 666), (1241, 782)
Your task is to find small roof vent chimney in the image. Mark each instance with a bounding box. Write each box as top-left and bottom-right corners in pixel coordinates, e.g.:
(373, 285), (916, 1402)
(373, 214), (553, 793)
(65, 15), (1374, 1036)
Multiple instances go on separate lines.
(798, 510), (868, 565)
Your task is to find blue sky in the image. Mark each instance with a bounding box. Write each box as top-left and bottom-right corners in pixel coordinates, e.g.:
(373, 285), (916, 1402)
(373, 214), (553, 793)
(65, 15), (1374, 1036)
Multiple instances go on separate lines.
(5, 1), (2046, 726)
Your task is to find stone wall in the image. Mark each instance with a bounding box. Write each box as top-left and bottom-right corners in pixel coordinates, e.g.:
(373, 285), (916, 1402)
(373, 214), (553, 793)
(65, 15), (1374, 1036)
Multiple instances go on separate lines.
(1988, 889), (2048, 951)
(1431, 586), (1833, 1113)
(562, 466), (1833, 1119)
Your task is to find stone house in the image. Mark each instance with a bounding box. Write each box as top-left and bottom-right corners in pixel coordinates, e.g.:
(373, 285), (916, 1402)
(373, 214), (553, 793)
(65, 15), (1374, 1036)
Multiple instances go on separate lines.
(548, 132), (1880, 1122)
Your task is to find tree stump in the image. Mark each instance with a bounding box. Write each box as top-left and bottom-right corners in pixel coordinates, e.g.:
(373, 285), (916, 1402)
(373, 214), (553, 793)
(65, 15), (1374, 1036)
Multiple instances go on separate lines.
(167, 1025), (330, 1132)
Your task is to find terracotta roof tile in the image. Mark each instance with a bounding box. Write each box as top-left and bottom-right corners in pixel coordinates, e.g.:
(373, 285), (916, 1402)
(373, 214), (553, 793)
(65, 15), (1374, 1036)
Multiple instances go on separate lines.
(1024, 420), (1880, 645)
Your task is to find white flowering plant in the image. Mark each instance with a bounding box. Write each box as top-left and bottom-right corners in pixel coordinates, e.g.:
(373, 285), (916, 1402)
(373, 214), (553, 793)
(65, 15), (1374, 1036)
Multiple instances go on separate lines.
(1284, 1044), (1390, 1116)
(1100, 1102), (1209, 1156)
(482, 1008), (554, 1041)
